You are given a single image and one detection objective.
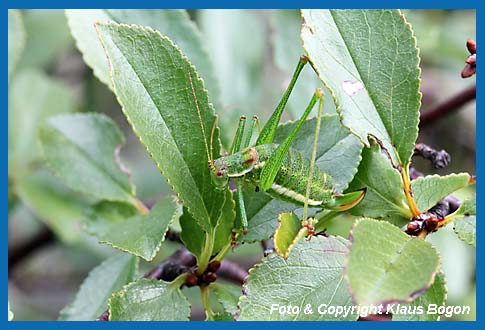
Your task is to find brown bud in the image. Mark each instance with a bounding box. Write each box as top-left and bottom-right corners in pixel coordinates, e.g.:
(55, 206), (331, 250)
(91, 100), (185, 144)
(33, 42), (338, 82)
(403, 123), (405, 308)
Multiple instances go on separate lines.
(207, 260), (221, 272)
(467, 39), (476, 54)
(406, 221), (421, 235)
(424, 216), (439, 232)
(185, 274), (198, 287)
(461, 64), (476, 79)
(466, 54), (476, 66)
(203, 272), (217, 284)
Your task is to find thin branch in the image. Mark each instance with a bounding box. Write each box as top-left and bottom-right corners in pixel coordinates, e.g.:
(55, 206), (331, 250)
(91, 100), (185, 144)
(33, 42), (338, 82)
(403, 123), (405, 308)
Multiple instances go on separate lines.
(143, 248), (196, 280)
(218, 260), (248, 285)
(414, 143), (450, 169)
(420, 85), (476, 126)
(406, 194), (462, 236)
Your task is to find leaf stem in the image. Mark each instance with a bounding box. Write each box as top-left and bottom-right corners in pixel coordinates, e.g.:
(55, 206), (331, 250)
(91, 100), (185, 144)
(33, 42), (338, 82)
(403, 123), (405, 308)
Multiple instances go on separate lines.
(200, 285), (215, 320)
(213, 240), (231, 262)
(197, 231), (215, 275)
(401, 164), (421, 217)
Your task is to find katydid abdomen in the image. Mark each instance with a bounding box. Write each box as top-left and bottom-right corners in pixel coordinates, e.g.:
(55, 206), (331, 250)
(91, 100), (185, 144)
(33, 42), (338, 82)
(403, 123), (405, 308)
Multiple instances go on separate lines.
(213, 144), (336, 207)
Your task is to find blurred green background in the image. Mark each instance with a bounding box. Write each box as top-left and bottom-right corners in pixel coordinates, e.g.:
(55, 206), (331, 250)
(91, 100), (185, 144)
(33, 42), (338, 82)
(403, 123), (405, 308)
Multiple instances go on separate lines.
(8, 9), (476, 320)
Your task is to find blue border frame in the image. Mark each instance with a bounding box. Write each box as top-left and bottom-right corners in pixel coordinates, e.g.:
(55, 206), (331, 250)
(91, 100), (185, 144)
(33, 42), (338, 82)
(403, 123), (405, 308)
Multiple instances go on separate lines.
(4, 0), (480, 328)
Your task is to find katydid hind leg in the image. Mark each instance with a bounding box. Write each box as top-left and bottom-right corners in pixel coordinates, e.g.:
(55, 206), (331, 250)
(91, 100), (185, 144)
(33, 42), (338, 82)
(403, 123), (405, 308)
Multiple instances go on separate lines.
(259, 88), (323, 192)
(256, 55), (308, 146)
(236, 179), (248, 234)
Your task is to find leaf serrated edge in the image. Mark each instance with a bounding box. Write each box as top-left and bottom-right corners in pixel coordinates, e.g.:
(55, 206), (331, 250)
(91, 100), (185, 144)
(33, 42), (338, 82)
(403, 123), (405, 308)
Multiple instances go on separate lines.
(99, 196), (183, 261)
(95, 21), (229, 233)
(412, 172), (473, 212)
(344, 218), (442, 307)
(107, 278), (191, 321)
(393, 9), (422, 166)
(38, 112), (136, 205)
(235, 250), (276, 320)
(411, 172), (472, 188)
(274, 212), (303, 259)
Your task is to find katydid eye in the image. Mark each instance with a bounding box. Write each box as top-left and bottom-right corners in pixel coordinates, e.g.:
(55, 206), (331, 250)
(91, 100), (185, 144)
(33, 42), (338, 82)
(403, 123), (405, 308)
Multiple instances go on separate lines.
(216, 170), (224, 177)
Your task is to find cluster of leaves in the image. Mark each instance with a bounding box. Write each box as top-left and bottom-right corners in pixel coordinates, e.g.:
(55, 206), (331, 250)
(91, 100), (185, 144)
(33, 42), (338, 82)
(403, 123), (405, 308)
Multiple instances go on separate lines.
(8, 9), (475, 321)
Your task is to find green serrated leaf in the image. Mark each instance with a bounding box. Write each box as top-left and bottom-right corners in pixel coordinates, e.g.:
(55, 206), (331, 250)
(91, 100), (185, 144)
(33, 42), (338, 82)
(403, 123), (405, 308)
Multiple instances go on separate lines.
(96, 22), (233, 233)
(82, 201), (138, 237)
(211, 283), (240, 316)
(347, 144), (410, 225)
(9, 69), (76, 176)
(40, 113), (136, 205)
(450, 197), (476, 247)
(15, 170), (86, 243)
(301, 9), (421, 167)
(392, 272), (447, 321)
(243, 115), (363, 243)
(59, 253), (138, 320)
(66, 9), (220, 109)
(412, 173), (472, 212)
(346, 218), (441, 306)
(274, 212), (303, 259)
(8, 10), (26, 81)
(108, 278), (190, 320)
(238, 236), (356, 320)
(100, 197), (182, 261)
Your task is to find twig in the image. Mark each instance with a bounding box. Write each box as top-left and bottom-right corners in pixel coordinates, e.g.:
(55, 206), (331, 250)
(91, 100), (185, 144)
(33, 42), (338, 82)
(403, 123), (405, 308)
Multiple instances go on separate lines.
(406, 194), (462, 236)
(420, 85), (476, 126)
(261, 239), (275, 257)
(217, 260), (248, 285)
(143, 248), (196, 280)
(8, 227), (55, 270)
(413, 143), (451, 169)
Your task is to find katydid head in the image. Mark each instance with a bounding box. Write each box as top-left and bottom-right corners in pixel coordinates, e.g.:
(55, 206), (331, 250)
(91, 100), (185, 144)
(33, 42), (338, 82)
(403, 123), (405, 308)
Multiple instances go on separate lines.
(212, 147), (259, 182)
(211, 157), (230, 189)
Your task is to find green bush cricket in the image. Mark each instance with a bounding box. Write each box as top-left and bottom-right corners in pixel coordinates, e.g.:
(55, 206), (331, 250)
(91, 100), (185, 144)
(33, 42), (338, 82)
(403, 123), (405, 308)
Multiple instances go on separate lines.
(189, 56), (366, 238)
